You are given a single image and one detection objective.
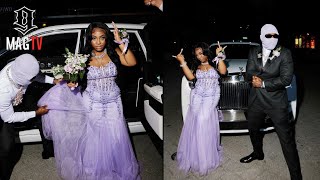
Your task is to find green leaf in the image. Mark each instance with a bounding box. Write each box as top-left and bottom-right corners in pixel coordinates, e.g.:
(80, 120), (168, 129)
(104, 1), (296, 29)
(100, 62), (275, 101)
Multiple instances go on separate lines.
(65, 47), (70, 53)
(79, 71), (84, 80)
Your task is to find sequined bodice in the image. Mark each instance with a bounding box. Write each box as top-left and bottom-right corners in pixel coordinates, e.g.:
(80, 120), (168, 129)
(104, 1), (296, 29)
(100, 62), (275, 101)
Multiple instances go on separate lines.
(193, 68), (220, 96)
(85, 61), (120, 103)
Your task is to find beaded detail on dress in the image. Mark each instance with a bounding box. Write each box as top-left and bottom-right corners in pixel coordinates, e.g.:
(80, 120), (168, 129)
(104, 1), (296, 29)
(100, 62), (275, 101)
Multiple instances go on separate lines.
(85, 61), (120, 113)
(193, 68), (220, 97)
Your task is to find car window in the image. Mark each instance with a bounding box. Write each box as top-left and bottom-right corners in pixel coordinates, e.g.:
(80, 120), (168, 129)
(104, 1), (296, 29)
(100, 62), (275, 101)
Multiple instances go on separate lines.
(32, 33), (79, 70)
(0, 32), (79, 71)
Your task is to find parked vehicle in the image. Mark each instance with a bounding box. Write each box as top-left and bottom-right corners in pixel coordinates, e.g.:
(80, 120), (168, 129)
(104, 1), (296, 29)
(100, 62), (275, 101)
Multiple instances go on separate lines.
(181, 41), (297, 133)
(0, 23), (163, 145)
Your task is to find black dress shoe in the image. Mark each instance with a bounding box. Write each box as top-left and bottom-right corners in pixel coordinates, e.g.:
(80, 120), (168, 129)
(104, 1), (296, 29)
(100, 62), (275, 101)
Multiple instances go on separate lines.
(42, 151), (54, 159)
(171, 152), (177, 161)
(240, 152), (264, 163)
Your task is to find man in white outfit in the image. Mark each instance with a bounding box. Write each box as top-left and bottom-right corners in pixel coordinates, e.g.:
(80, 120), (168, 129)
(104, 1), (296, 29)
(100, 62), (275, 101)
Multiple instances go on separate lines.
(0, 54), (55, 180)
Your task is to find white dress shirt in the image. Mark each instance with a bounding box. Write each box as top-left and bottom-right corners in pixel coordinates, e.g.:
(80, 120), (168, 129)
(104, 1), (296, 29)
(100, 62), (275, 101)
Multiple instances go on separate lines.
(159, 2), (163, 12)
(262, 48), (271, 67)
(0, 63), (53, 123)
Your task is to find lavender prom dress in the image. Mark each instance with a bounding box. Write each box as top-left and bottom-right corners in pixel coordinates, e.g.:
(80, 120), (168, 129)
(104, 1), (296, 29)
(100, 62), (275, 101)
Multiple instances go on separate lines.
(38, 61), (140, 180)
(177, 68), (223, 176)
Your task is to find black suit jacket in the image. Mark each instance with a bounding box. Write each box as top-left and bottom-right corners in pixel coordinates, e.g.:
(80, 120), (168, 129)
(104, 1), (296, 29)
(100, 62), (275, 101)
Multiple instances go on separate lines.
(33, 71), (47, 83)
(246, 45), (294, 109)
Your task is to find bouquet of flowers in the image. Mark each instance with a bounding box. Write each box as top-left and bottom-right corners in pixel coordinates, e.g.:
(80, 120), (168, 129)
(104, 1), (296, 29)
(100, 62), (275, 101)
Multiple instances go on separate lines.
(52, 48), (89, 89)
(52, 64), (65, 79)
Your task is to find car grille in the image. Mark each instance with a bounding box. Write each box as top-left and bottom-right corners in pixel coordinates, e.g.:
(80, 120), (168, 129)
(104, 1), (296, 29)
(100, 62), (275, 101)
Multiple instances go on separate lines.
(218, 76), (250, 110)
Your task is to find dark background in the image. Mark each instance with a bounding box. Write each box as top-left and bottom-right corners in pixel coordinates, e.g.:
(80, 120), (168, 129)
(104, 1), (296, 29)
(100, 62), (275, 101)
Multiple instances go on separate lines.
(0, 0), (319, 59)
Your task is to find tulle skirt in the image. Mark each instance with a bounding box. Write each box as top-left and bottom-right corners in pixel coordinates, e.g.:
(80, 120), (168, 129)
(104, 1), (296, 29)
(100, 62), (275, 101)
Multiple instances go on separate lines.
(76, 92), (140, 180)
(38, 82), (140, 180)
(177, 93), (223, 176)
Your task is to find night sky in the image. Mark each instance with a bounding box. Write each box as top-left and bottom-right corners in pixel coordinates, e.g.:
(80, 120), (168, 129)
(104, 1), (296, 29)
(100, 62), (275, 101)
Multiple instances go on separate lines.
(0, 0), (318, 50)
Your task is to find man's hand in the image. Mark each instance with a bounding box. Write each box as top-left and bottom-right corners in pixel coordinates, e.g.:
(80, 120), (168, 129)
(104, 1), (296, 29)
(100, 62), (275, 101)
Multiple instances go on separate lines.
(252, 75), (263, 88)
(36, 105), (49, 116)
(67, 82), (78, 89)
(53, 78), (63, 85)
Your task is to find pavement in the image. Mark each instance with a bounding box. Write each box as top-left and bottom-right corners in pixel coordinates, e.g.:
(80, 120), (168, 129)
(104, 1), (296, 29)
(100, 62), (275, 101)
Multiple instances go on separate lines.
(8, 60), (320, 180)
(163, 60), (320, 180)
(10, 133), (163, 180)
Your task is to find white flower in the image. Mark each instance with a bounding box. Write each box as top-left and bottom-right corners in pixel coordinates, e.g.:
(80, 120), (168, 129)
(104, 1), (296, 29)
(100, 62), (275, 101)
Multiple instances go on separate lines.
(53, 48), (89, 83)
(257, 53), (262, 58)
(52, 64), (65, 79)
(272, 49), (280, 57)
(269, 47), (281, 60)
(64, 52), (89, 82)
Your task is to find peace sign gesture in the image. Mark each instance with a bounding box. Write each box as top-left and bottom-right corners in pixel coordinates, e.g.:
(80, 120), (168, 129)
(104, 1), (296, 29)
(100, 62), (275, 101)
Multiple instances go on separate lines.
(216, 41), (227, 55)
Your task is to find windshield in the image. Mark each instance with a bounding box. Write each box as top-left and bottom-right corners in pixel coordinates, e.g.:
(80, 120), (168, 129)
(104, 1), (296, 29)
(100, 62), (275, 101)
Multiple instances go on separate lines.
(209, 43), (259, 59)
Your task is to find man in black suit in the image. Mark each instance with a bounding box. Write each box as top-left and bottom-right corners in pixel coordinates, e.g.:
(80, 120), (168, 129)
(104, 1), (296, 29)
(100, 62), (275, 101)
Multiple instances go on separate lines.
(240, 24), (302, 180)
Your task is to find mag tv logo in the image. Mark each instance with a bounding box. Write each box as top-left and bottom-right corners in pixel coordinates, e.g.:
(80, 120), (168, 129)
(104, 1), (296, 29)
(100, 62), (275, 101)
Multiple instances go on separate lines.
(6, 6), (43, 51)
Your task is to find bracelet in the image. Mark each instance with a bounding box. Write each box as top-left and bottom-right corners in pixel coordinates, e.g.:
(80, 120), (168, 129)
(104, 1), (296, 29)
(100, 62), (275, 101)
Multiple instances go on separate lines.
(216, 52), (226, 60)
(212, 52), (226, 65)
(180, 61), (187, 67)
(114, 38), (129, 54)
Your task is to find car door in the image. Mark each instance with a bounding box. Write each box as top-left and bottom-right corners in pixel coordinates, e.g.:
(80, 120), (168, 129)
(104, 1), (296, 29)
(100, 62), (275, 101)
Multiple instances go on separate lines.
(0, 28), (82, 143)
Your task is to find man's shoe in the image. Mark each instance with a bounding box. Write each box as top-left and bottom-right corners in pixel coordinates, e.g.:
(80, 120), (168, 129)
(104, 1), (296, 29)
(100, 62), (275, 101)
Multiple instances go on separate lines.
(240, 152), (264, 163)
(171, 152), (177, 161)
(42, 151), (54, 159)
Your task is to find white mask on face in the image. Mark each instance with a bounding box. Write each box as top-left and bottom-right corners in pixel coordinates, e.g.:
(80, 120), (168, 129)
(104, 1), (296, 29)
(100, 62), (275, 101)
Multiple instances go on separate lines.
(11, 54), (39, 86)
(260, 24), (279, 50)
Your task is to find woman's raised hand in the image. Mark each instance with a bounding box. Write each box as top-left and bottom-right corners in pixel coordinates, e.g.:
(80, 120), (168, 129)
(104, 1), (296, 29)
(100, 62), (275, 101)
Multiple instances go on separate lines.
(112, 21), (122, 42)
(172, 48), (185, 63)
(216, 41), (227, 55)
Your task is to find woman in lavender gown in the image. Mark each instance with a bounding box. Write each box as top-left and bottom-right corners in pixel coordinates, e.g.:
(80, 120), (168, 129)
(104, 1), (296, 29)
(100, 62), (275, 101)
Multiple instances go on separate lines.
(38, 22), (140, 180)
(173, 42), (227, 176)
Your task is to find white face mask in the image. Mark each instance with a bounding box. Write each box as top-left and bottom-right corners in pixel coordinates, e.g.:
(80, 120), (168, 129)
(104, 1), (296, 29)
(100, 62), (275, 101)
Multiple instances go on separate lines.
(260, 35), (278, 50)
(260, 24), (279, 50)
(11, 54), (39, 86)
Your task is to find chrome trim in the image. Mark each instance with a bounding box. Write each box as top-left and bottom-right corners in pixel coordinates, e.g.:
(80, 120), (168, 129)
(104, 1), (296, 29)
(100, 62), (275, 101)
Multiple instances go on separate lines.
(220, 127), (275, 134)
(219, 80), (250, 110)
(220, 110), (247, 122)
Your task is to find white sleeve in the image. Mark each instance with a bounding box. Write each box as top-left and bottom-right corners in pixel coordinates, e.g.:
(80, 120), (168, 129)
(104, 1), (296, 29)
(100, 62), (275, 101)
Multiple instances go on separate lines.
(0, 88), (36, 123)
(45, 75), (54, 84)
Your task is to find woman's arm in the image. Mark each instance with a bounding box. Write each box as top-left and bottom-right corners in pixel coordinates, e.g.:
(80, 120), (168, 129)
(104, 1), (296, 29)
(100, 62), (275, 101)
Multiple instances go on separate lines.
(173, 49), (195, 81)
(215, 42), (227, 75)
(112, 21), (136, 67)
(115, 47), (137, 67)
(217, 59), (227, 75)
(180, 62), (195, 81)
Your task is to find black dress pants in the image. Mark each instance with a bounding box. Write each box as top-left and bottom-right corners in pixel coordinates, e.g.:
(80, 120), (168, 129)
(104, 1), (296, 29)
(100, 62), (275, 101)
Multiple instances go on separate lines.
(247, 98), (302, 180)
(0, 121), (15, 180)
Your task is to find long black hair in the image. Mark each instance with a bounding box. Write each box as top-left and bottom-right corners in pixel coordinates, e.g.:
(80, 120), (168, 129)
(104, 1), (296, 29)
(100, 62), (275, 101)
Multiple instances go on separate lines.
(190, 42), (217, 73)
(79, 22), (121, 93)
(188, 42), (220, 88)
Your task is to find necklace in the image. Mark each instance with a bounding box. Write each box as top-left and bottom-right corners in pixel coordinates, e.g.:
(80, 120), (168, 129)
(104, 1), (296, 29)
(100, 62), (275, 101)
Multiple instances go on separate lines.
(92, 49), (107, 67)
(92, 49), (107, 59)
(201, 62), (209, 65)
(6, 67), (22, 89)
(6, 67), (24, 106)
(93, 52), (106, 59)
